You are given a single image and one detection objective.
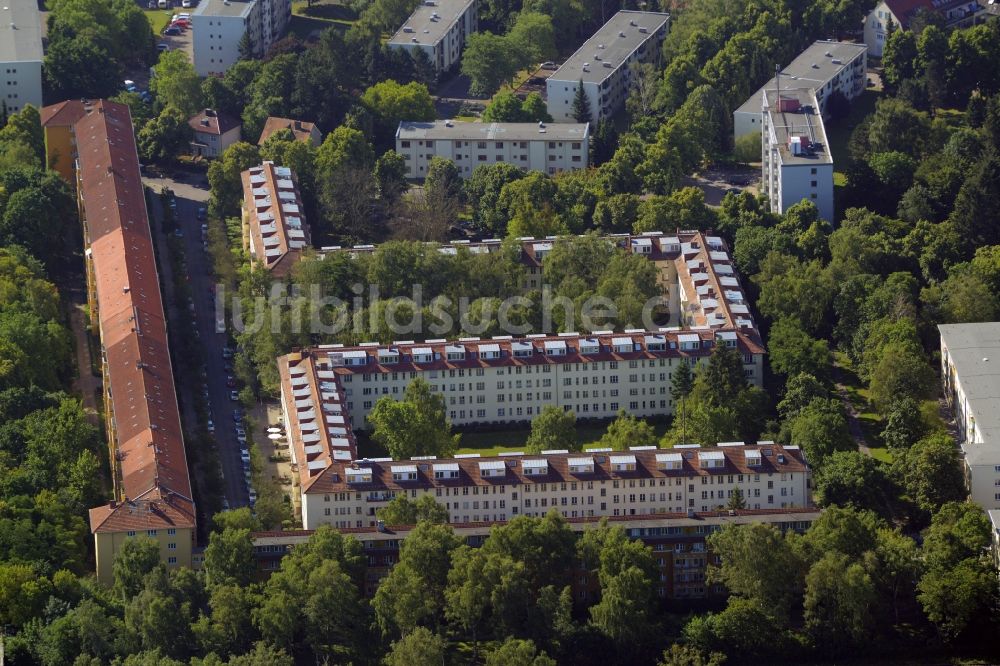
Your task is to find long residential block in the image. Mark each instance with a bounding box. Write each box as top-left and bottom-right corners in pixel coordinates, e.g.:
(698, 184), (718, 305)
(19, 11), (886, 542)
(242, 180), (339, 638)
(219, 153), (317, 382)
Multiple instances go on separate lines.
(733, 41), (867, 140)
(253, 508), (822, 598)
(939, 322), (1000, 510)
(761, 87), (834, 222)
(292, 443), (810, 531)
(0, 3), (43, 113)
(321, 231), (758, 333)
(241, 161), (310, 276)
(396, 120), (589, 178)
(41, 100), (196, 584)
(387, 0), (477, 74)
(546, 11), (669, 125)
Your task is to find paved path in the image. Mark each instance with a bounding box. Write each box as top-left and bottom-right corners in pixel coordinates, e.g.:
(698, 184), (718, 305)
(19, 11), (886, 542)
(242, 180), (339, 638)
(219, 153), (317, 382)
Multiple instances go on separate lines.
(831, 364), (872, 456)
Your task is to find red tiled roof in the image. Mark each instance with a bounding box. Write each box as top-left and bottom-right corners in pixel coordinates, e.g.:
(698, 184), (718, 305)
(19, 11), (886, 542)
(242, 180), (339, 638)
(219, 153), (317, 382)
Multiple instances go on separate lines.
(189, 108), (241, 136)
(40, 99), (89, 128)
(303, 444), (808, 495)
(258, 116), (321, 145)
(74, 101), (194, 533)
(89, 490), (196, 533)
(241, 161), (311, 275)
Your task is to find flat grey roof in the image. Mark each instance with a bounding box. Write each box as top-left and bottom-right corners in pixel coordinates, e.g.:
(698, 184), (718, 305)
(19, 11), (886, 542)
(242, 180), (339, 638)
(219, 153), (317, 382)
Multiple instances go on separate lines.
(388, 0), (475, 47)
(397, 120), (589, 142)
(736, 41), (867, 116)
(549, 11), (669, 85)
(0, 2), (43, 63)
(763, 88), (832, 166)
(940, 322), (1000, 465)
(193, 0), (255, 19)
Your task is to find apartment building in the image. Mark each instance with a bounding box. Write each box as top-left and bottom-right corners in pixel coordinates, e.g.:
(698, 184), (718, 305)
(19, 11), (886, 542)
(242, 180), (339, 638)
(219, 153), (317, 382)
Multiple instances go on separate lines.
(734, 41), (867, 140)
(291, 443), (809, 530)
(939, 322), (1000, 510)
(39, 100), (196, 583)
(864, 0), (984, 57)
(241, 161), (311, 276)
(387, 0), (478, 75)
(252, 508), (820, 598)
(0, 3), (43, 113)
(189, 108), (242, 158)
(395, 120), (589, 178)
(258, 116), (323, 146)
(761, 87), (834, 222)
(321, 231), (758, 334)
(546, 11), (669, 125)
(192, 0), (291, 76)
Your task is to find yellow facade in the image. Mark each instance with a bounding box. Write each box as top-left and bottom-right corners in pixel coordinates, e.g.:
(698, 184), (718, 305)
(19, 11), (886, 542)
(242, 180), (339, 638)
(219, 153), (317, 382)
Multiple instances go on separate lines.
(94, 527), (195, 585)
(43, 124), (77, 185)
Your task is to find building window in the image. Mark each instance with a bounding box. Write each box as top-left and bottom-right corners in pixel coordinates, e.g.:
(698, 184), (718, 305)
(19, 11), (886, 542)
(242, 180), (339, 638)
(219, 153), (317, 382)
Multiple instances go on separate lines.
(168, 557), (177, 564)
(401, 141), (410, 148)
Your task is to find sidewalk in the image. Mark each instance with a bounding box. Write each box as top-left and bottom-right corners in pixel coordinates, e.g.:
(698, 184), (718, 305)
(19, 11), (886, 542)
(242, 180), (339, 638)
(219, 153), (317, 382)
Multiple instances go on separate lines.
(251, 400), (300, 522)
(68, 297), (101, 425)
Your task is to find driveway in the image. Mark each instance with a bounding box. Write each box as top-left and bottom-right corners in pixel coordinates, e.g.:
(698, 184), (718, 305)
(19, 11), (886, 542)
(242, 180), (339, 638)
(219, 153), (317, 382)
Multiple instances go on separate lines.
(144, 170), (250, 509)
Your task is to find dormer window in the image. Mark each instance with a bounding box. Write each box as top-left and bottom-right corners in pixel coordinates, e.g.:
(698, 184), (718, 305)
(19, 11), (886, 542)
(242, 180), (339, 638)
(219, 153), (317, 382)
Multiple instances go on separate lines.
(610, 454), (636, 472)
(391, 465), (417, 481)
(433, 463), (460, 479)
(346, 467), (373, 483)
(568, 456), (594, 474)
(479, 461), (506, 477)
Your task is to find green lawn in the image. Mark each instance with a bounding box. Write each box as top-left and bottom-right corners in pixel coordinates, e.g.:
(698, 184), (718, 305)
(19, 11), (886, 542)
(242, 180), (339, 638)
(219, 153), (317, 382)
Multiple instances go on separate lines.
(356, 420), (672, 458)
(825, 88), (881, 213)
(288, 0), (357, 38)
(145, 8), (174, 35)
(832, 351), (884, 446)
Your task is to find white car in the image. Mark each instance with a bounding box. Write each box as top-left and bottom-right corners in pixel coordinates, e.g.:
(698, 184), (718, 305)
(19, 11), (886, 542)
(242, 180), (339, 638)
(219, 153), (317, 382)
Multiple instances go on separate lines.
(207, 420), (214, 433)
(181, 0), (192, 7)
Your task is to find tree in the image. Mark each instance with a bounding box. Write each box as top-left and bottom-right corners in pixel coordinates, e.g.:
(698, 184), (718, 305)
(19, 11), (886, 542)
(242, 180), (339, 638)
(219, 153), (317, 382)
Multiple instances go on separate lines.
(461, 32), (519, 97)
(507, 12), (557, 68)
(361, 80), (435, 145)
(373, 152), (410, 204)
(707, 523), (804, 622)
(483, 91), (553, 123)
(789, 400), (854, 467)
(598, 411), (658, 450)
(733, 131), (760, 165)
(893, 434), (965, 514)
(0, 105), (44, 166)
(815, 451), (894, 514)
(868, 342), (934, 412)
(485, 638), (556, 666)
(384, 627), (447, 666)
(671, 361), (694, 443)
(803, 552), (875, 651)
(44, 39), (122, 101)
(726, 488), (746, 510)
(368, 377), (460, 459)
(137, 106), (193, 163)
(572, 80), (592, 123)
(526, 405), (577, 453)
(767, 318), (831, 380)
(699, 346), (747, 407)
(657, 644), (726, 666)
(377, 494), (449, 525)
(314, 126), (377, 238)
(203, 527), (255, 588)
(373, 522), (462, 636)
(150, 51), (204, 118)
(113, 537), (161, 601)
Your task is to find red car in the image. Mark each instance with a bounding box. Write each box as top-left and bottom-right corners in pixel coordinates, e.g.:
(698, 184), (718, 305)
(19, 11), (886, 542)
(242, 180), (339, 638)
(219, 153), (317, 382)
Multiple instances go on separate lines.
(170, 19), (190, 28)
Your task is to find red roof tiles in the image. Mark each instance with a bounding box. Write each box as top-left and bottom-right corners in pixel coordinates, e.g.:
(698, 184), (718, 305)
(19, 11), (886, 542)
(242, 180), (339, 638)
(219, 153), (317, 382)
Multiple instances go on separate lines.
(71, 101), (194, 533)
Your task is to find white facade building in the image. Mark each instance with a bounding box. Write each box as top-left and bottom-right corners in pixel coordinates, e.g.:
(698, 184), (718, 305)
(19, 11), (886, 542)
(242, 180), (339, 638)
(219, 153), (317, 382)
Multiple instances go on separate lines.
(395, 121), (589, 178)
(387, 0), (477, 74)
(939, 323), (1000, 511)
(241, 161), (310, 276)
(546, 11), (669, 125)
(864, 0), (984, 58)
(733, 41), (867, 141)
(192, 0), (291, 76)
(761, 87), (834, 222)
(0, 3), (43, 113)
(295, 445), (810, 531)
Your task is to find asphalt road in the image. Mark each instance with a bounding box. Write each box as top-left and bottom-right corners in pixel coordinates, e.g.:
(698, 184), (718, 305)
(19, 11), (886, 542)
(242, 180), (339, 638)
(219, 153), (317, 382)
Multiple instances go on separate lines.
(144, 171), (249, 509)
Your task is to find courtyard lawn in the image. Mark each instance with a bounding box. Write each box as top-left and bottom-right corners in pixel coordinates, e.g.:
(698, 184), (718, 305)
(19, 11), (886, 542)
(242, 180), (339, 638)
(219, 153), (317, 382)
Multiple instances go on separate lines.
(145, 8), (174, 35)
(355, 420), (672, 458)
(288, 0), (357, 39)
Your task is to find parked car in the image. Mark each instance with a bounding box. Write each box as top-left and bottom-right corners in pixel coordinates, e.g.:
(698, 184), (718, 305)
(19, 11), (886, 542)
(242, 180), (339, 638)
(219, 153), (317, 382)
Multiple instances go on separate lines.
(124, 79), (137, 92)
(163, 26), (181, 36)
(197, 208), (207, 221)
(156, 43), (170, 52)
(229, 390), (239, 401)
(158, 0), (168, 8)
(226, 376), (237, 388)
(139, 90), (153, 103)
(207, 420), (214, 433)
(181, 0), (193, 7)
(248, 491), (257, 505)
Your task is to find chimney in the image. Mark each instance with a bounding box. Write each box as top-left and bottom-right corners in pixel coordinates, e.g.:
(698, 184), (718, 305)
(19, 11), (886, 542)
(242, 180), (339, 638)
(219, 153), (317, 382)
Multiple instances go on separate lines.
(294, 120), (302, 131)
